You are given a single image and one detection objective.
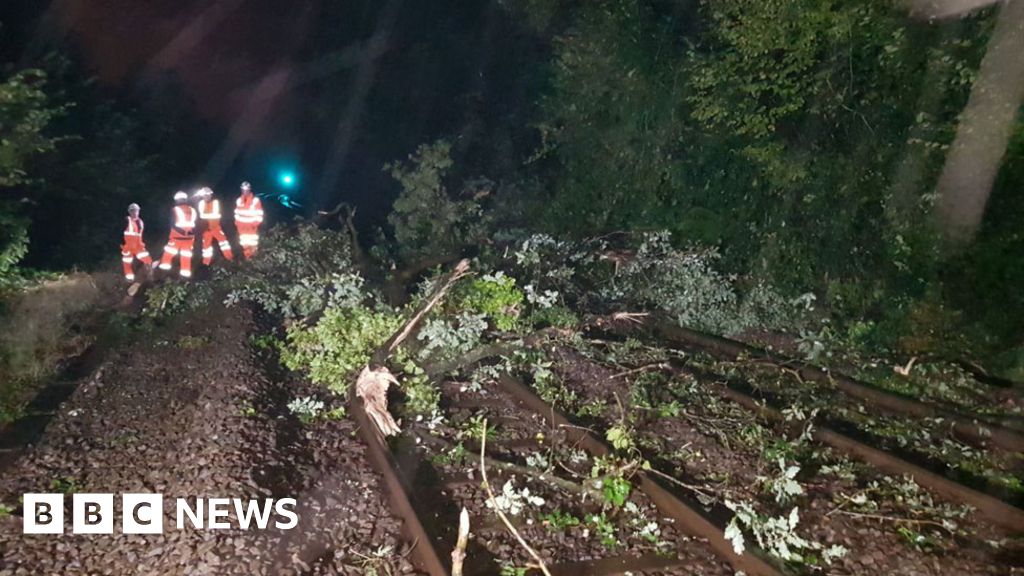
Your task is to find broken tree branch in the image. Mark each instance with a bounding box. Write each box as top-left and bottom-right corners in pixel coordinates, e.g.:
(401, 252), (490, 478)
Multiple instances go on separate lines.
(357, 258), (472, 438)
(384, 252), (470, 305)
(373, 258), (471, 367)
(479, 419), (552, 576)
(412, 431), (603, 500)
(451, 508), (470, 576)
(422, 326), (571, 379)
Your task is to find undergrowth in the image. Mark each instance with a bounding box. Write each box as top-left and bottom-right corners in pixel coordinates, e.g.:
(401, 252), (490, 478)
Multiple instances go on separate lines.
(280, 306), (402, 393)
(0, 273), (104, 423)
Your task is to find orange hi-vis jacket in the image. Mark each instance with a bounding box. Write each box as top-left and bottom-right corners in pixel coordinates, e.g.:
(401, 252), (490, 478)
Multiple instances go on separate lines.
(234, 194), (264, 226)
(121, 215), (152, 281)
(234, 193), (264, 258)
(159, 205), (197, 278)
(172, 205), (197, 239)
(197, 197), (233, 264)
(123, 216), (145, 249)
(198, 198), (223, 227)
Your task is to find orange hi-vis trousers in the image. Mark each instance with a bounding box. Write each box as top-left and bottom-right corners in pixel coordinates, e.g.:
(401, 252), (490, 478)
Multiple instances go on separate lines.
(158, 233), (195, 278)
(201, 224), (234, 265)
(236, 223), (260, 259)
(121, 238), (152, 282)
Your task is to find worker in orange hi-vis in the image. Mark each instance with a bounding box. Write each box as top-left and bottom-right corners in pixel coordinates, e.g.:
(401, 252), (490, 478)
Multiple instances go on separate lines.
(194, 187), (234, 265)
(234, 181), (264, 259)
(121, 203), (152, 282)
(157, 191), (198, 279)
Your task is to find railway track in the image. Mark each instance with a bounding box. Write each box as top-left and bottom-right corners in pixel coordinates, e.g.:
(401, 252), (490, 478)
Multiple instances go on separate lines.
(680, 365), (1024, 533)
(644, 317), (1024, 453)
(591, 318), (1024, 523)
(348, 323), (1022, 576)
(352, 374), (776, 575)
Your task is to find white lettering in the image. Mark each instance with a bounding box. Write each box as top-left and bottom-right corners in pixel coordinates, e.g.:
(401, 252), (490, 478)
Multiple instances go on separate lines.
(233, 498), (273, 530)
(207, 498), (231, 529)
(21, 493), (301, 533)
(176, 498), (203, 529)
(274, 498), (298, 530)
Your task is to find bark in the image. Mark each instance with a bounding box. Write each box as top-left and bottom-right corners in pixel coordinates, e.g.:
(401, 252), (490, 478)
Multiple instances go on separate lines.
(372, 258), (471, 368)
(451, 508), (469, 576)
(358, 258), (471, 438)
(317, 201), (368, 275)
(933, 0), (1024, 246)
(384, 251), (467, 306)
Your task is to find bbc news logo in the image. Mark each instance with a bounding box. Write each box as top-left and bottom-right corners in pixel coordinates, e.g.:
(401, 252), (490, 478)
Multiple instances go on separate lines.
(23, 494), (298, 534)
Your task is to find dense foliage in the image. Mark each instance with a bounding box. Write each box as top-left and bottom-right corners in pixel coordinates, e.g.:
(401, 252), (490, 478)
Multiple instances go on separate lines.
(0, 273), (105, 423)
(223, 223), (362, 320)
(1, 0), (1022, 380)
(0, 70), (63, 282)
(487, 0), (1020, 370)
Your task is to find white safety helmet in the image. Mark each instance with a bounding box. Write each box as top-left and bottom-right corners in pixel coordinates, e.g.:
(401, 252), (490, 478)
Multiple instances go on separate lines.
(173, 191), (188, 202)
(240, 181), (252, 191)
(127, 203), (140, 213)
(192, 187), (212, 199)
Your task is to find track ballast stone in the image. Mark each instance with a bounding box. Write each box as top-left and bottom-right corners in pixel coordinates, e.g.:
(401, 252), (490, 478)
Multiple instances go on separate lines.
(0, 304), (415, 576)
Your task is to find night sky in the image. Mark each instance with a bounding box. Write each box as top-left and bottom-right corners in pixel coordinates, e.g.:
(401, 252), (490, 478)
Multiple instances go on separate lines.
(2, 0), (543, 228)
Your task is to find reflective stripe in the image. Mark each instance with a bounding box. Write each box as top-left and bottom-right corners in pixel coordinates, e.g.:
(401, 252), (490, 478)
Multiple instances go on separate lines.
(174, 206), (197, 229)
(235, 214), (264, 224)
(238, 234), (260, 246)
(137, 251), (149, 259)
(218, 241), (231, 249)
(198, 199), (222, 220)
(179, 270), (192, 278)
(202, 248), (214, 257)
(125, 274), (135, 281)
(159, 263), (172, 270)
(180, 250), (193, 257)
(164, 245), (179, 255)
(124, 216), (144, 236)
(235, 196), (264, 224)
(121, 251), (131, 257)
(122, 257), (134, 263)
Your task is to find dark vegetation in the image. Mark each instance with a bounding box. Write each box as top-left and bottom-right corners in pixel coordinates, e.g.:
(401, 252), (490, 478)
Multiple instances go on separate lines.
(2, 1), (1022, 373)
(1, 0), (1023, 572)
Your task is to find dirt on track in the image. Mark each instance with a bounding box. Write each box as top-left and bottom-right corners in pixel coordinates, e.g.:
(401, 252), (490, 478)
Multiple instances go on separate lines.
(0, 303), (415, 576)
(414, 379), (734, 575)
(548, 345), (1021, 576)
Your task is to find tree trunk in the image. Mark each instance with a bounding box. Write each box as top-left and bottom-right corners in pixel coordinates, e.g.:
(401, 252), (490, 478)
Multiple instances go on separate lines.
(934, 0), (1024, 246)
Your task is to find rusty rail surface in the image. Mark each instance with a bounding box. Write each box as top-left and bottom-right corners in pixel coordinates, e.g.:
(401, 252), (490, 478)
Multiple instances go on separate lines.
(350, 313), (1024, 576)
(682, 367), (1024, 534)
(349, 388), (450, 576)
(494, 374), (783, 576)
(351, 373), (781, 576)
(646, 317), (1024, 453)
